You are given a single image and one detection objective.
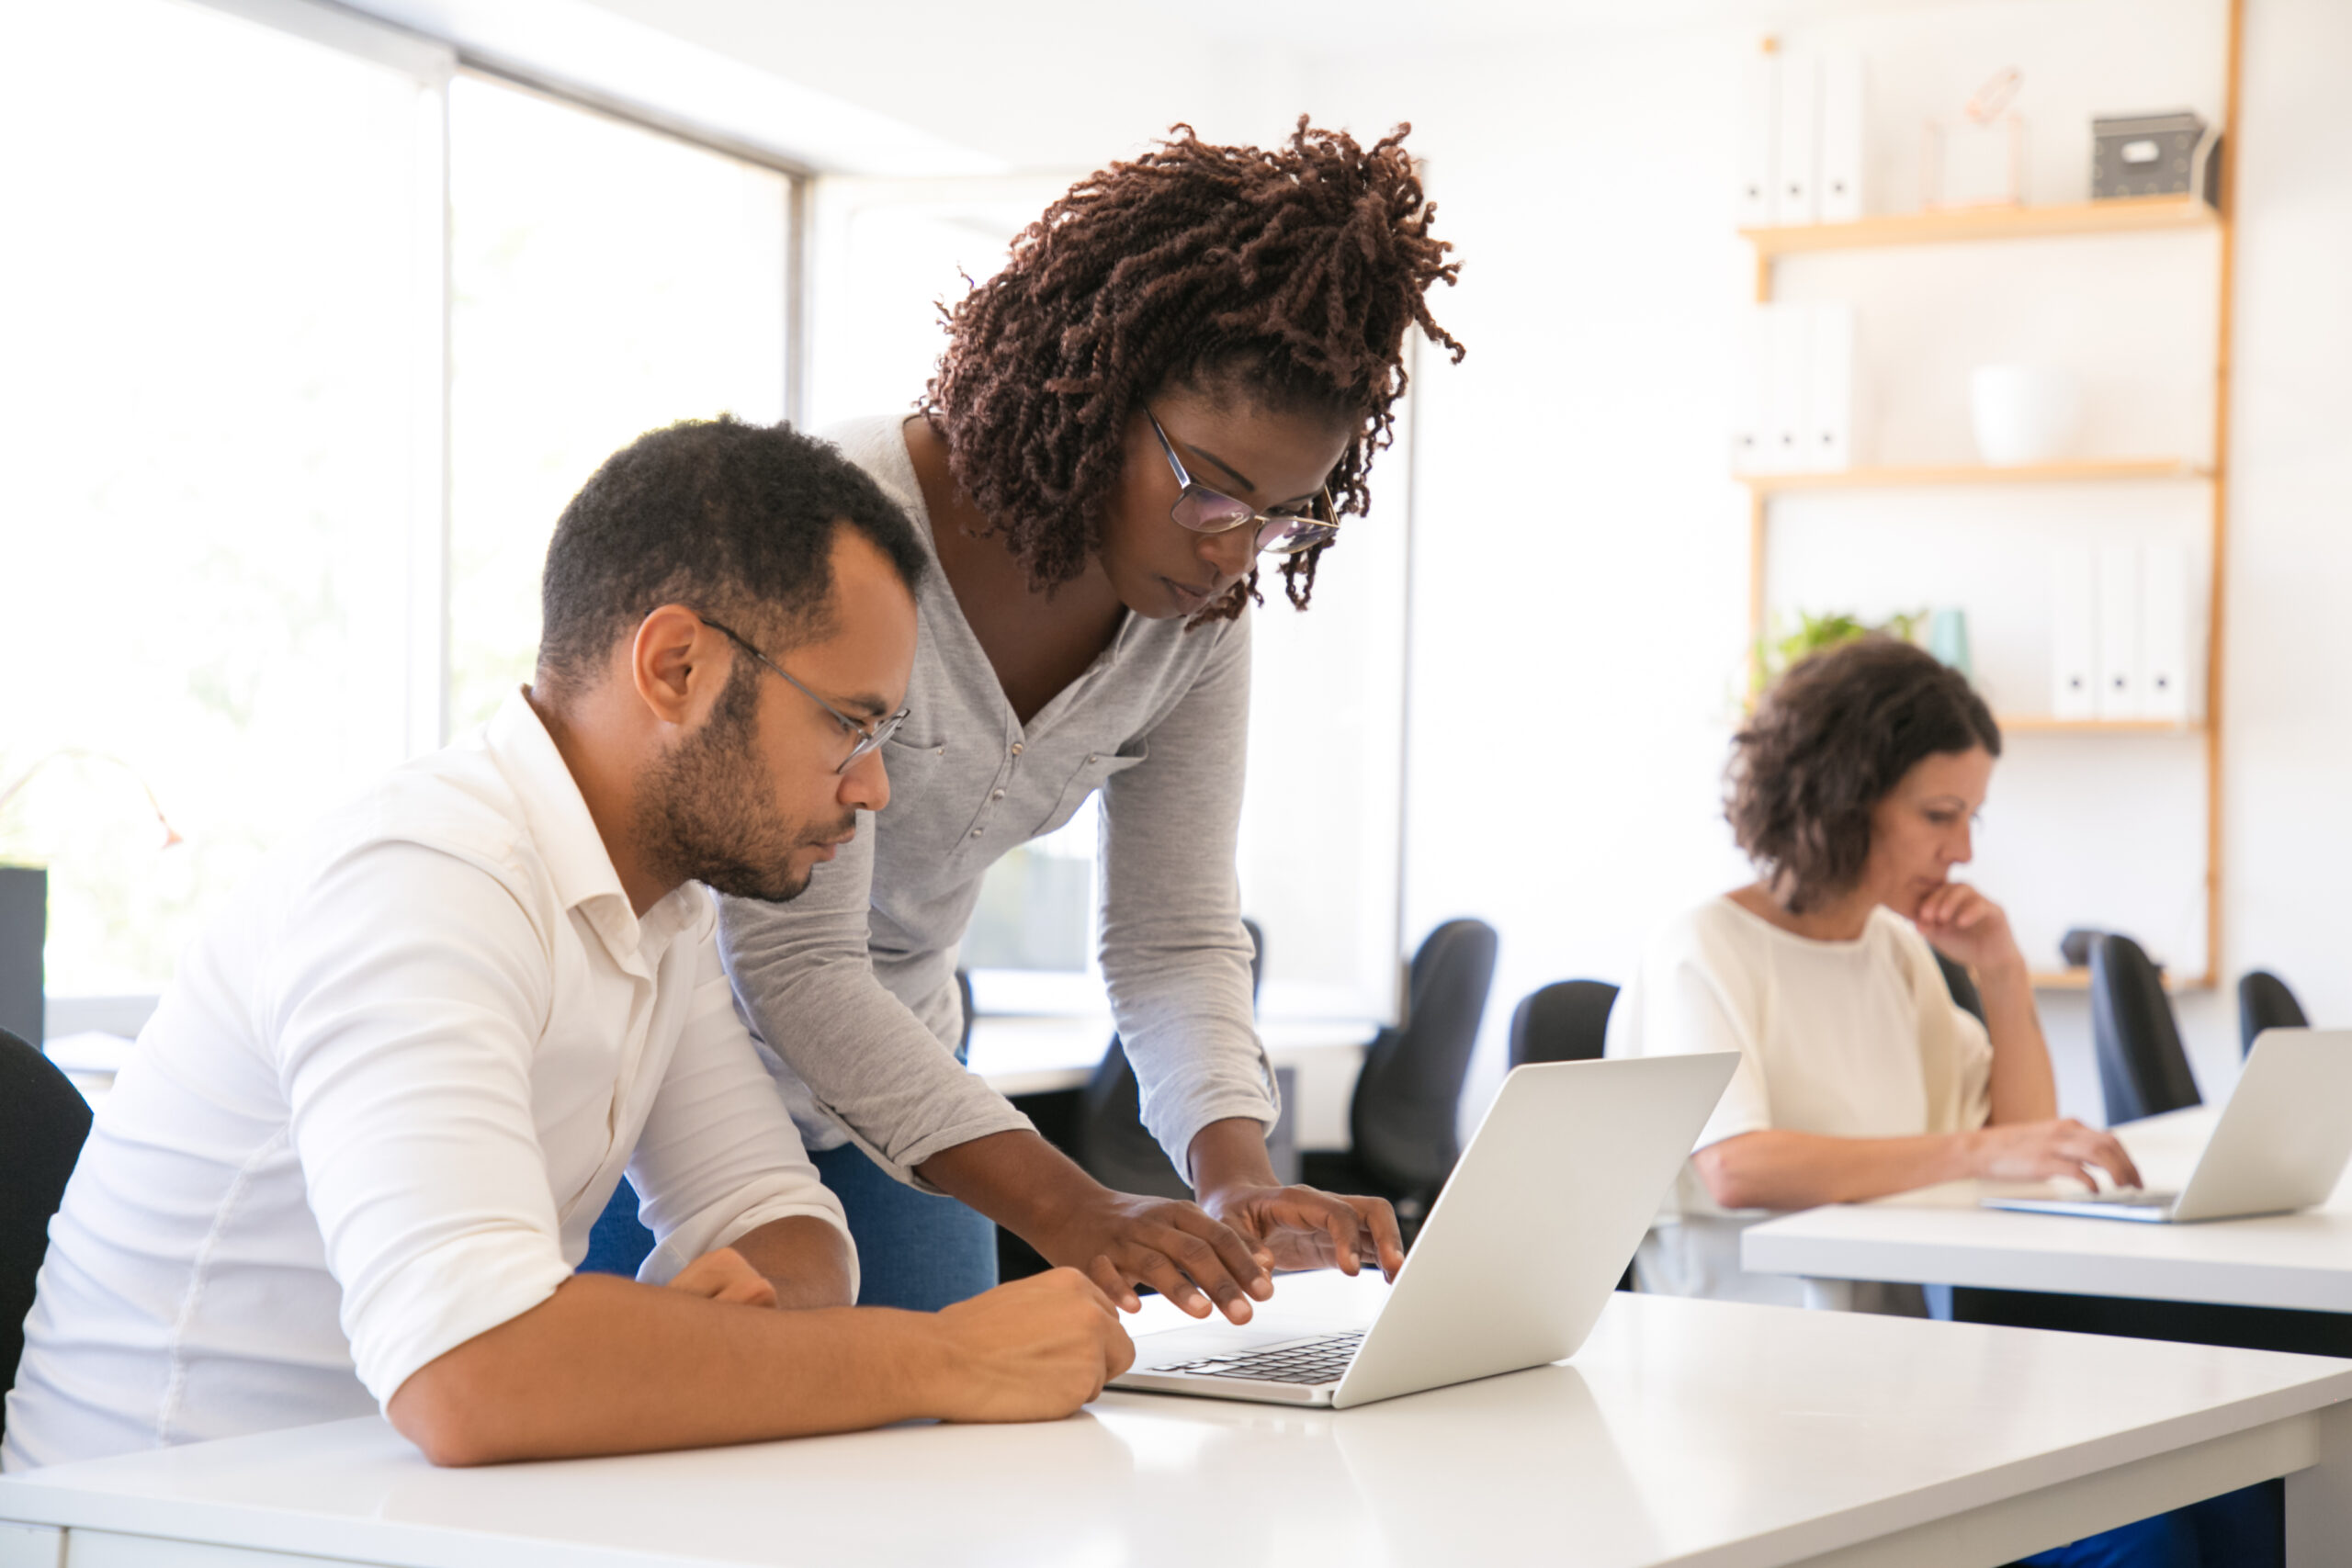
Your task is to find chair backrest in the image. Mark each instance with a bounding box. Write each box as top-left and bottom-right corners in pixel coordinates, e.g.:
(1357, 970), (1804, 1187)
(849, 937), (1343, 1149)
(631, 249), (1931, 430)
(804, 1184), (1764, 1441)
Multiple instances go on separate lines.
(2238, 970), (2309, 1058)
(1, 1026), (94, 1439)
(1932, 950), (1987, 1027)
(1507, 980), (1618, 1066)
(1350, 918), (1500, 1198)
(2089, 932), (2202, 1123)
(954, 967), (976, 1063)
(1073, 920), (1265, 1201)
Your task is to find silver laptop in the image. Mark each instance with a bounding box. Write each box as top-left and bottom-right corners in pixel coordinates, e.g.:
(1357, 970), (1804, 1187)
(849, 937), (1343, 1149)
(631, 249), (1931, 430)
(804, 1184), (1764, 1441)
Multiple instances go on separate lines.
(1109, 1052), (1738, 1410)
(1982, 1028), (2352, 1223)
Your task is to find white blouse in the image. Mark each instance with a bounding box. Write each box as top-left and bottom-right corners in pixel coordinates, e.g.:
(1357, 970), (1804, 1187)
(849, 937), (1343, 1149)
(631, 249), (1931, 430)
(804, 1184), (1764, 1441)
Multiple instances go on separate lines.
(2, 694), (850, 1472)
(1603, 897), (1992, 1307)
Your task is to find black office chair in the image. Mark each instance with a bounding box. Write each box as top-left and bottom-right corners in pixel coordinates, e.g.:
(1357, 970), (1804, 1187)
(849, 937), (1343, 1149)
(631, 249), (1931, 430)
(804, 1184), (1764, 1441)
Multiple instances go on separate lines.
(955, 966), (977, 1064)
(1932, 950), (1987, 1027)
(1072, 920), (1265, 1201)
(1507, 980), (1618, 1066)
(2238, 970), (2308, 1058)
(2089, 932), (2201, 1123)
(2, 1027), (94, 1441)
(1303, 919), (1498, 1242)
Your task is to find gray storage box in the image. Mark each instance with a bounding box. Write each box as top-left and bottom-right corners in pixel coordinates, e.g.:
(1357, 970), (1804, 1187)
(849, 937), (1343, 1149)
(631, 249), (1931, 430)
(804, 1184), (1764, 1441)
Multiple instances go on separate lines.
(2092, 110), (2221, 205)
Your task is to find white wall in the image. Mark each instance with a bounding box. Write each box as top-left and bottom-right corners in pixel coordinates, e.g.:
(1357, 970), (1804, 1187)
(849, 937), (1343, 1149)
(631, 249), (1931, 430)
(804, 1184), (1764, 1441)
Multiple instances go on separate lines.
(1300, 0), (2348, 1130)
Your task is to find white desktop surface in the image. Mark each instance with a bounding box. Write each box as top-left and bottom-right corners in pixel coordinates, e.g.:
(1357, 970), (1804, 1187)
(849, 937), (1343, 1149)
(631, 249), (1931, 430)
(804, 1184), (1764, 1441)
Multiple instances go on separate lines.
(6, 1270), (2352, 1568)
(1742, 1106), (2352, 1313)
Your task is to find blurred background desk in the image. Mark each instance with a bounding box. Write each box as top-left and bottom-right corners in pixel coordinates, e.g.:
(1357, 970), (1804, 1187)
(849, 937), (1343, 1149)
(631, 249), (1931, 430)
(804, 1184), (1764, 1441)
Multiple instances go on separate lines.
(1744, 1106), (2352, 1355)
(966, 1014), (1373, 1151)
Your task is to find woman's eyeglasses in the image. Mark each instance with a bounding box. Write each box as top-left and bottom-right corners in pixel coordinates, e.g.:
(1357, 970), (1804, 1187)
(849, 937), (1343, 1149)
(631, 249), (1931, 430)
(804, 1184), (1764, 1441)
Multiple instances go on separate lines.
(1146, 409), (1340, 558)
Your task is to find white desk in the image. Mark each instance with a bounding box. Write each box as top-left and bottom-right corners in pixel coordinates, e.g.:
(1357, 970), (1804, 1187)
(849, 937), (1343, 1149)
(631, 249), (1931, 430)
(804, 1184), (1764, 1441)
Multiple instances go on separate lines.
(966, 1015), (1373, 1149)
(6, 1271), (2352, 1567)
(1743, 1107), (2352, 1314)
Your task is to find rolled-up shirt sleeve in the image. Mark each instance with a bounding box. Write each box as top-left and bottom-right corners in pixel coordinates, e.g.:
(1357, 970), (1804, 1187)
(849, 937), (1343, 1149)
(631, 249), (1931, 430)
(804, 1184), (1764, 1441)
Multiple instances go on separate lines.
(267, 840), (576, 1410)
(628, 928), (857, 1292)
(719, 826), (1033, 1190)
(1099, 611), (1278, 1174)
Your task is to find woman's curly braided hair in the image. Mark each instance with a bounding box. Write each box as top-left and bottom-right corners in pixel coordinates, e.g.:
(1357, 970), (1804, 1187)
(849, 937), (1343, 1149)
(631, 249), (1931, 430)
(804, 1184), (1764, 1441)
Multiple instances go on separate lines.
(921, 118), (1463, 622)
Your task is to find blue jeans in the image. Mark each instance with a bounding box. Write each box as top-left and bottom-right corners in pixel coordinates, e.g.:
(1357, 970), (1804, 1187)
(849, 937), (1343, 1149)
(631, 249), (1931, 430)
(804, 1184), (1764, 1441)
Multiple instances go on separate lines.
(578, 1142), (1000, 1312)
(2018, 1482), (2282, 1568)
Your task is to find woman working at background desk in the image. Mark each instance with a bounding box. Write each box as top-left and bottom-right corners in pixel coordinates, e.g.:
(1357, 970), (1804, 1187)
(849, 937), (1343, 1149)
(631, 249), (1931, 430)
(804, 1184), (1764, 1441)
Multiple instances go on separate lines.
(1607, 635), (2271, 1567)
(660, 121), (1464, 1319)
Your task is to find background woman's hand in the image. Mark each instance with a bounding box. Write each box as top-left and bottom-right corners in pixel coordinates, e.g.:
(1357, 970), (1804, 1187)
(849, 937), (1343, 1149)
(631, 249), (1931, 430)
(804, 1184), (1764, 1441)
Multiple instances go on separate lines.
(1967, 1119), (2143, 1190)
(1913, 881), (2026, 976)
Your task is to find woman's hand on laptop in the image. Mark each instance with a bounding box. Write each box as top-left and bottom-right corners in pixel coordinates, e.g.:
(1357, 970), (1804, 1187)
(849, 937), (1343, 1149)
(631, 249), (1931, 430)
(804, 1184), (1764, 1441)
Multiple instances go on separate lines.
(1033, 1188), (1277, 1324)
(929, 1269), (1136, 1422)
(1201, 1183), (1405, 1281)
(1967, 1119), (2144, 1191)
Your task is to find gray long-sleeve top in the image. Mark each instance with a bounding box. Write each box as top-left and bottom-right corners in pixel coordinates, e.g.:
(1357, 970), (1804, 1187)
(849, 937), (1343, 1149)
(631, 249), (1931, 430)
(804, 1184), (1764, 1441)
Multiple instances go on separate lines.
(718, 414), (1278, 1188)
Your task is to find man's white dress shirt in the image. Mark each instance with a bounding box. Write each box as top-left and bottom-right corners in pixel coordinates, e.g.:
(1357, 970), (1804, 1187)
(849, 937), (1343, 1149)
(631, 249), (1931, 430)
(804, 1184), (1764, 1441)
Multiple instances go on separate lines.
(2, 693), (851, 1472)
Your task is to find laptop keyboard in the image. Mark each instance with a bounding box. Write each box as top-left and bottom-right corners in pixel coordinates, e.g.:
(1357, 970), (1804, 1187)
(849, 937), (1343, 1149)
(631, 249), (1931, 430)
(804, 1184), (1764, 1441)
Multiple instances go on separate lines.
(1153, 1331), (1365, 1385)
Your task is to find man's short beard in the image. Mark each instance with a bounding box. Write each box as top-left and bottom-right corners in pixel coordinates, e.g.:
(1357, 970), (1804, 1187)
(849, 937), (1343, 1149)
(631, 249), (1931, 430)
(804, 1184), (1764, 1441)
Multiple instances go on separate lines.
(638, 662), (827, 905)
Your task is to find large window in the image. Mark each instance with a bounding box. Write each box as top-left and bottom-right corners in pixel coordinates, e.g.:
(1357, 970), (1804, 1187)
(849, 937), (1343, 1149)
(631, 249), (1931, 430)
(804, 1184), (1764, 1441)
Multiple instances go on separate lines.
(1, 2), (799, 1022)
(447, 74), (791, 731)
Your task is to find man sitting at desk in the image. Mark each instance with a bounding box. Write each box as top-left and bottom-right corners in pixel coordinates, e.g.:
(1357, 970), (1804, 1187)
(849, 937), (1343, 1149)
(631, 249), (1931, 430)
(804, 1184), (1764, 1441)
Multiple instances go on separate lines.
(2, 419), (1132, 1472)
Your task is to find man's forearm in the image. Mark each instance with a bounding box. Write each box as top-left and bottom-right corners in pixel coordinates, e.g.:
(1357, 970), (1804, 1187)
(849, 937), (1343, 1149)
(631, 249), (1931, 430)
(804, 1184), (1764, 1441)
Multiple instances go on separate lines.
(387, 1273), (940, 1465)
(728, 1214), (857, 1309)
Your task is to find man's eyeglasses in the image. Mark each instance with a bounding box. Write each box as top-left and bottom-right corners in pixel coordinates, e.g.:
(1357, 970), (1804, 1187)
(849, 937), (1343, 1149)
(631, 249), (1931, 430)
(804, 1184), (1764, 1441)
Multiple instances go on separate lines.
(696, 615), (908, 775)
(1146, 408), (1340, 558)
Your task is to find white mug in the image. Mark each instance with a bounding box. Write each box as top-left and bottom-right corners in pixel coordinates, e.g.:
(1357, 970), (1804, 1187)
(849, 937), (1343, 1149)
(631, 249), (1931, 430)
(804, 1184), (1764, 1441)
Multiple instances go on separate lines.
(1970, 364), (2082, 466)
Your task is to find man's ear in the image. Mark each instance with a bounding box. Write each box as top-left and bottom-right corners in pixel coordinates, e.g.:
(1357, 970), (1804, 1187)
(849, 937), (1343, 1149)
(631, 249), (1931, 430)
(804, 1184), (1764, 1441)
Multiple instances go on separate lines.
(628, 604), (730, 729)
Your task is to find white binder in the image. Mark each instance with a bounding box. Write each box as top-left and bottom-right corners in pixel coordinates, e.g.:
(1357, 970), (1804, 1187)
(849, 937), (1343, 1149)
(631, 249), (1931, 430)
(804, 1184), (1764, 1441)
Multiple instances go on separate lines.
(1764, 302), (1812, 472)
(2096, 545), (2144, 719)
(2051, 545), (2098, 720)
(1818, 50), (1867, 223)
(1738, 47), (1780, 230)
(1731, 306), (1770, 474)
(2142, 543), (2195, 723)
(1806, 302), (1855, 471)
(1774, 51), (1820, 226)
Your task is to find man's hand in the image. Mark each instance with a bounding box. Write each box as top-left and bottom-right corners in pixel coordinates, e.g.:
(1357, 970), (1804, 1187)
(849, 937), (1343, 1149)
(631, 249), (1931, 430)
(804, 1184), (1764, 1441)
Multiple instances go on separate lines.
(1199, 1182), (1406, 1281)
(1031, 1188), (1275, 1324)
(927, 1269), (1136, 1422)
(667, 1247), (781, 1309)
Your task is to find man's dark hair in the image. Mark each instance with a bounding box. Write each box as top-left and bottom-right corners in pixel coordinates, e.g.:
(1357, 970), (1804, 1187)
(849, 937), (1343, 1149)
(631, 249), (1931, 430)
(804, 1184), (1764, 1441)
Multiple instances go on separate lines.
(922, 118), (1462, 623)
(1727, 636), (2002, 913)
(536, 417), (927, 697)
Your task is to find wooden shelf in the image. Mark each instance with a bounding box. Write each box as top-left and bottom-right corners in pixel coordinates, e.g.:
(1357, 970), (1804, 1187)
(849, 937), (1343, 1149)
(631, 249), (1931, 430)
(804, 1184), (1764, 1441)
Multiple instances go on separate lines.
(2030, 969), (2213, 993)
(1740, 196), (2220, 257)
(1996, 715), (2203, 735)
(1740, 459), (2211, 494)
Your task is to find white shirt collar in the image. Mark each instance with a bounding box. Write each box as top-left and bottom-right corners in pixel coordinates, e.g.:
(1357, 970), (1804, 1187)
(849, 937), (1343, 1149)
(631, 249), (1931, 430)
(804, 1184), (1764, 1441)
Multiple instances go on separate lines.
(485, 689), (700, 971)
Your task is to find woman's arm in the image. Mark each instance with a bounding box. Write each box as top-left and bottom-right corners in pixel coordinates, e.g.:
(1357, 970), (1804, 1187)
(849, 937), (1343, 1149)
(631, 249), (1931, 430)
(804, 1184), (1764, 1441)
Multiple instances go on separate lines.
(1692, 1119), (2140, 1211)
(1913, 882), (2055, 1124)
(1095, 615), (1403, 1276)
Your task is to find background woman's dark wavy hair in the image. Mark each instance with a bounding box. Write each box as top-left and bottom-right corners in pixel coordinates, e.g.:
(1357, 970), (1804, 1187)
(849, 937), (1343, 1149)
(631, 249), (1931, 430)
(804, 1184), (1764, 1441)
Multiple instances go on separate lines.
(1727, 637), (2002, 913)
(922, 118), (1464, 623)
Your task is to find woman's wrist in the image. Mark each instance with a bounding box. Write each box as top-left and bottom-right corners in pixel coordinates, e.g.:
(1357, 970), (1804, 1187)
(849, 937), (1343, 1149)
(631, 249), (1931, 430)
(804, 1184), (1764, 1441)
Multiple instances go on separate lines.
(1185, 1117), (1281, 1202)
